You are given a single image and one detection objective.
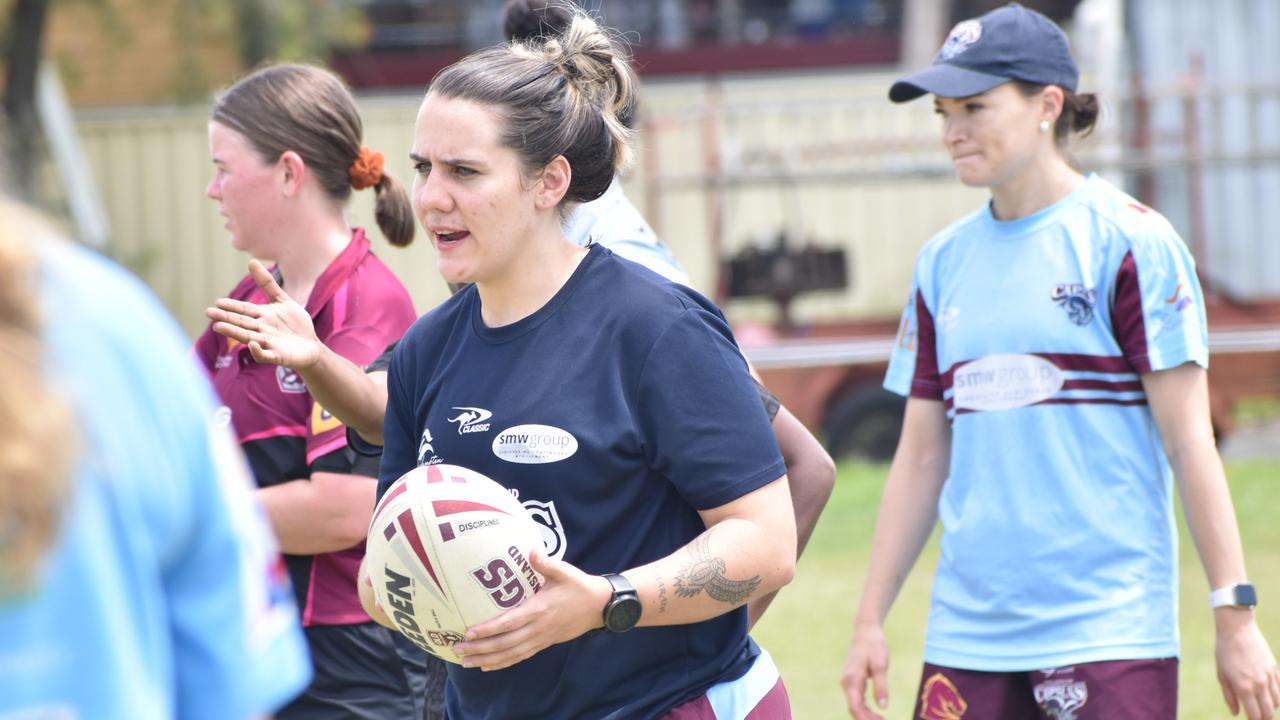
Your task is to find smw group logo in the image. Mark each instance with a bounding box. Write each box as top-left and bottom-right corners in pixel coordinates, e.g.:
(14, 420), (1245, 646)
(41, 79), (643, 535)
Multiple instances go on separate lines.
(449, 406), (493, 434)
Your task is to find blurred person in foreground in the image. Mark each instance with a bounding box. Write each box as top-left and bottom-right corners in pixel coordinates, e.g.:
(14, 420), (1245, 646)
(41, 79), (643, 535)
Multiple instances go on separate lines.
(841, 5), (1280, 720)
(0, 199), (311, 718)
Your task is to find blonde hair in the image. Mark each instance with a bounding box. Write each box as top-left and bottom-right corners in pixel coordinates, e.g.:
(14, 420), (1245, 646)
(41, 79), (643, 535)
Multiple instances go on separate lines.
(0, 202), (74, 589)
(428, 10), (636, 204)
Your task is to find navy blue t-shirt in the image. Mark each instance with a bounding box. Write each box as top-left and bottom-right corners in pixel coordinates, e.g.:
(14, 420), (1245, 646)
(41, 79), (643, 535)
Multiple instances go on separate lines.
(379, 245), (787, 719)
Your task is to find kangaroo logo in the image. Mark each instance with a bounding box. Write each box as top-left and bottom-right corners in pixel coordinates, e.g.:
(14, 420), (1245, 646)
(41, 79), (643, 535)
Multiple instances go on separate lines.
(448, 406), (493, 434)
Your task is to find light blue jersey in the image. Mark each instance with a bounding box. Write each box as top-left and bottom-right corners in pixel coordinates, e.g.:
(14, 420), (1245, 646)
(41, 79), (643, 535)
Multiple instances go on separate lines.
(565, 177), (690, 284)
(886, 174), (1207, 670)
(0, 237), (311, 718)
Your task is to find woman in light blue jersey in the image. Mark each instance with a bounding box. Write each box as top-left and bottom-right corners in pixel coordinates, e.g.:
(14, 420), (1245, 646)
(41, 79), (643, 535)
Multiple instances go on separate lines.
(840, 5), (1279, 720)
(0, 199), (311, 718)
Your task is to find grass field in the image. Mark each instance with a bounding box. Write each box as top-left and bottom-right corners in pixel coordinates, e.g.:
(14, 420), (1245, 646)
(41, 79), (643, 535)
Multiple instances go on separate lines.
(752, 459), (1280, 719)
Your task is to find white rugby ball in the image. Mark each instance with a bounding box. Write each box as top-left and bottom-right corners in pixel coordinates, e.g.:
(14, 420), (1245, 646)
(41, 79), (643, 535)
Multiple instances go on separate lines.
(365, 463), (544, 663)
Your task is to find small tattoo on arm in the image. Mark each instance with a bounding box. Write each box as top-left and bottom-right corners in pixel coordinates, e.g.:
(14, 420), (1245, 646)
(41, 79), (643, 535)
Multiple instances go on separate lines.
(673, 532), (761, 605)
(657, 578), (668, 615)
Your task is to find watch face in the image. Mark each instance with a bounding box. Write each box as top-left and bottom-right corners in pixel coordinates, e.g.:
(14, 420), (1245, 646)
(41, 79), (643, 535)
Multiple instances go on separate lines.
(1237, 584), (1258, 607)
(607, 598), (642, 633)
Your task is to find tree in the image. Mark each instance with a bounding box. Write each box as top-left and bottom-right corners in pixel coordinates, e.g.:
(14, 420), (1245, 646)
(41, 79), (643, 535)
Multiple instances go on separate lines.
(2, 0), (50, 199)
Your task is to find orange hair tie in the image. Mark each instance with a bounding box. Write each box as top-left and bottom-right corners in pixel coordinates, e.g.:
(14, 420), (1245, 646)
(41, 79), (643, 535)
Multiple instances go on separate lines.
(349, 146), (384, 190)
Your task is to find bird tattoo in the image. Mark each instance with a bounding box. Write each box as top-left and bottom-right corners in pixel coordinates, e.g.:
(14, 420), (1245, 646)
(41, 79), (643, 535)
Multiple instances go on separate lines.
(674, 533), (761, 605)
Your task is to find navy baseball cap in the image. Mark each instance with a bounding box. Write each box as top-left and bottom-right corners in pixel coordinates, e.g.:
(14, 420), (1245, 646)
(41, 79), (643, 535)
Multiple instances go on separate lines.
(889, 3), (1078, 103)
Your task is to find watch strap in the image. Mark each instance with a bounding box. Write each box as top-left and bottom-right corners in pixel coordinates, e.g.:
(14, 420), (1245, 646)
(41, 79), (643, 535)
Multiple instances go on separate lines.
(1209, 583), (1257, 609)
(604, 572), (636, 597)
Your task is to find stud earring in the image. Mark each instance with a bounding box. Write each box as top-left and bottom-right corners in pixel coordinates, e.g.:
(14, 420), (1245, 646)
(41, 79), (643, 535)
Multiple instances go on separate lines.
(1039, 120), (1051, 133)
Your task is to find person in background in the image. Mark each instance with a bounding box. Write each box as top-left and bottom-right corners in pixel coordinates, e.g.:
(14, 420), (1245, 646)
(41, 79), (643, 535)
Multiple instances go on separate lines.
(197, 64), (428, 719)
(0, 198), (311, 719)
(840, 5), (1280, 720)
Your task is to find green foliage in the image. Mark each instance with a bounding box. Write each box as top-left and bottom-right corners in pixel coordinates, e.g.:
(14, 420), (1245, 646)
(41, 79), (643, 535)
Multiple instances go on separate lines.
(754, 459), (1280, 719)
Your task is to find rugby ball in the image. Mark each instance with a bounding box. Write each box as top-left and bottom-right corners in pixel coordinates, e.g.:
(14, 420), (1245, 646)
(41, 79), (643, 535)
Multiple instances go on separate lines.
(365, 463), (544, 663)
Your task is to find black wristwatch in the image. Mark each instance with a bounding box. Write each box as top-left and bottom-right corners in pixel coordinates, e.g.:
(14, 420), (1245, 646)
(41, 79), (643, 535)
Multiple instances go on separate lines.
(602, 573), (642, 633)
(1210, 583), (1258, 609)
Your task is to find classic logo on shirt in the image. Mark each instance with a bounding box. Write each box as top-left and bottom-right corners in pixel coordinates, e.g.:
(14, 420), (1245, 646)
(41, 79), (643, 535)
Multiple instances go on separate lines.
(492, 425), (578, 464)
(276, 366), (307, 394)
(1033, 678), (1088, 720)
(448, 406), (493, 434)
(952, 354), (1064, 412)
(1051, 283), (1097, 326)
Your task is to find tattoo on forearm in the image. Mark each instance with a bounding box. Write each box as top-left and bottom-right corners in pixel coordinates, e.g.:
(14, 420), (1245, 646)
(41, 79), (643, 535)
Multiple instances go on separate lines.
(657, 578), (669, 615)
(673, 532), (761, 605)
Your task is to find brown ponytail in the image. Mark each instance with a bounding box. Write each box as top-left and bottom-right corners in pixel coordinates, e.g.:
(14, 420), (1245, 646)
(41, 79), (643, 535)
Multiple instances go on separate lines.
(373, 172), (416, 247)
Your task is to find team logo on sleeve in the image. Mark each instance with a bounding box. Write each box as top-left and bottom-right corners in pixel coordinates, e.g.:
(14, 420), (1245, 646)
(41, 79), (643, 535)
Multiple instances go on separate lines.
(1164, 282), (1194, 312)
(448, 406), (493, 434)
(276, 366), (307, 394)
(1051, 283), (1097, 326)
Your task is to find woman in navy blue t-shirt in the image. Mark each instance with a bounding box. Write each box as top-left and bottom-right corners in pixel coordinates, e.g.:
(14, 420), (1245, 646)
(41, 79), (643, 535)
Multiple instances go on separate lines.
(358, 11), (798, 720)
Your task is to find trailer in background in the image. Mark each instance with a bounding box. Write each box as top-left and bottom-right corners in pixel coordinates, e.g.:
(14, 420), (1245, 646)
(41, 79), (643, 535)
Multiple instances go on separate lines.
(737, 300), (1280, 462)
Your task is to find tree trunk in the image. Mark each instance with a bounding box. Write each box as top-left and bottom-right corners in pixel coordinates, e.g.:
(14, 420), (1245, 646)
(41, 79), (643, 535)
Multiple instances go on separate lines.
(235, 0), (275, 68)
(3, 0), (50, 200)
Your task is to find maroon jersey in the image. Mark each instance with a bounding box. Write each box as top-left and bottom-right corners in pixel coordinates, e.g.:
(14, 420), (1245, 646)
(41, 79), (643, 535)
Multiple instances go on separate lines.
(196, 229), (415, 625)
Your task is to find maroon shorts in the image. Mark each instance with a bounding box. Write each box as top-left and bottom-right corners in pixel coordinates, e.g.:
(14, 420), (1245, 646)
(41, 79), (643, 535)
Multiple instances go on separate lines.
(913, 658), (1178, 720)
(660, 677), (791, 719)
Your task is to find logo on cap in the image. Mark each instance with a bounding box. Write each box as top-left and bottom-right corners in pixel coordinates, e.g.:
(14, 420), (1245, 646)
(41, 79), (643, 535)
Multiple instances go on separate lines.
(938, 19), (983, 60)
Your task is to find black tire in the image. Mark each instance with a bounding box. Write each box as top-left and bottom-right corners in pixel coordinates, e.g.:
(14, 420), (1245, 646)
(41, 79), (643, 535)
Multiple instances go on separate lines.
(823, 385), (906, 462)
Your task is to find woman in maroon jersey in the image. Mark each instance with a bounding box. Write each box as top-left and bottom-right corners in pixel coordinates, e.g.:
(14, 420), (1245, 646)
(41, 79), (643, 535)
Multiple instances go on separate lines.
(196, 64), (433, 719)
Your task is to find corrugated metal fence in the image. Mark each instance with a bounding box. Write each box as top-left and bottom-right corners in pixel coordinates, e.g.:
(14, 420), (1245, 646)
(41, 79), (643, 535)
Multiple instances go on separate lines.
(75, 64), (1278, 338)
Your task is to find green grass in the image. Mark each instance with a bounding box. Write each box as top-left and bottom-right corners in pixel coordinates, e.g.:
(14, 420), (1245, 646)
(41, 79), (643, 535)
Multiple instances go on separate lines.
(753, 459), (1280, 719)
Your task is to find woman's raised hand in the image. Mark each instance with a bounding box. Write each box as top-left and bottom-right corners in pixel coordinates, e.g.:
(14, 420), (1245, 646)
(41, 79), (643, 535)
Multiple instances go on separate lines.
(205, 259), (324, 369)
